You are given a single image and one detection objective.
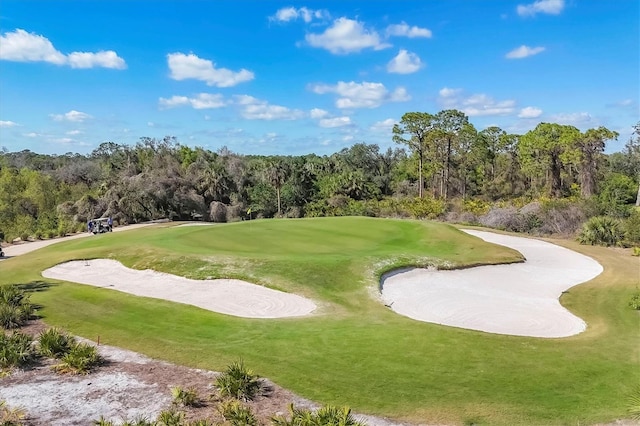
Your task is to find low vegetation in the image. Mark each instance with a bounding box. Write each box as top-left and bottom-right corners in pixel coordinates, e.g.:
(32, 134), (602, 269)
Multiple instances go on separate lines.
(272, 404), (365, 426)
(215, 359), (262, 402)
(0, 331), (34, 373)
(0, 285), (34, 329)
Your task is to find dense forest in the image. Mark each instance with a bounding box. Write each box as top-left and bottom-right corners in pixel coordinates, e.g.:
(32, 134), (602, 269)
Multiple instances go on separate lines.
(1, 110), (638, 246)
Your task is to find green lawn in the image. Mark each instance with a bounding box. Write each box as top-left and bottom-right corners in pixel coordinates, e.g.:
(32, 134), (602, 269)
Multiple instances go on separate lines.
(2, 217), (638, 425)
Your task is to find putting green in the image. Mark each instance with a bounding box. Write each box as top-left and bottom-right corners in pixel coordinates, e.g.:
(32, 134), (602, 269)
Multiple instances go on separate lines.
(2, 217), (638, 425)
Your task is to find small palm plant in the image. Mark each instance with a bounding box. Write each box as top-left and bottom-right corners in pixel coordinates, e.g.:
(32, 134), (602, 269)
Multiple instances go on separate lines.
(54, 342), (100, 374)
(0, 399), (27, 426)
(170, 385), (199, 407)
(271, 404), (367, 426)
(629, 387), (640, 421)
(0, 285), (34, 329)
(38, 328), (74, 358)
(0, 331), (35, 373)
(218, 399), (257, 426)
(156, 409), (184, 426)
(215, 359), (262, 401)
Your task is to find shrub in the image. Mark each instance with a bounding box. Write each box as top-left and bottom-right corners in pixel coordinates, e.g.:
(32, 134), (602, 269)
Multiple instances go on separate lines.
(38, 328), (74, 358)
(0, 286), (33, 329)
(633, 247), (640, 257)
(209, 201), (228, 223)
(271, 404), (366, 426)
(578, 216), (624, 246)
(170, 385), (198, 407)
(623, 209), (640, 246)
(0, 285), (27, 307)
(218, 400), (257, 426)
(215, 359), (262, 401)
(54, 342), (100, 374)
(156, 409), (184, 426)
(0, 399), (27, 425)
(0, 331), (35, 372)
(0, 305), (25, 330)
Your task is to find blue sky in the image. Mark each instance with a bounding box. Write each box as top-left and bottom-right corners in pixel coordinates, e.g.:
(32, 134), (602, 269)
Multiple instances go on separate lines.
(0, 0), (638, 156)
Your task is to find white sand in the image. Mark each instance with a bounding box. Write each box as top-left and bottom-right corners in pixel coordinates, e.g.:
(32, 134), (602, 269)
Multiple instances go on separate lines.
(42, 259), (316, 319)
(381, 230), (603, 338)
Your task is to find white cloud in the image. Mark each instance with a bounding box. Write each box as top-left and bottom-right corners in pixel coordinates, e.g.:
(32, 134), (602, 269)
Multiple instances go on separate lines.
(549, 112), (595, 127)
(24, 132), (42, 138)
(0, 120), (19, 128)
(159, 93), (226, 110)
(306, 18), (391, 54)
(517, 0), (565, 17)
(387, 49), (423, 74)
(310, 108), (329, 119)
(66, 129), (83, 135)
(270, 7), (329, 23)
(506, 45), (546, 59)
(50, 110), (92, 122)
(67, 51), (126, 69)
(53, 137), (74, 144)
(386, 22), (432, 38)
(233, 95), (304, 120)
(518, 106), (543, 118)
(310, 81), (410, 109)
(319, 116), (352, 128)
(370, 118), (397, 132)
(0, 29), (126, 69)
(167, 53), (254, 87)
(438, 87), (516, 116)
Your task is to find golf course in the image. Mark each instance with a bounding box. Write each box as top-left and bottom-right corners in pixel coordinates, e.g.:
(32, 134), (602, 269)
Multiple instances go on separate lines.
(2, 217), (639, 425)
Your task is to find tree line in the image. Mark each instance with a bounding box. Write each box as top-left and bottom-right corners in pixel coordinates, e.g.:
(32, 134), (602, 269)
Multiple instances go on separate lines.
(0, 110), (638, 243)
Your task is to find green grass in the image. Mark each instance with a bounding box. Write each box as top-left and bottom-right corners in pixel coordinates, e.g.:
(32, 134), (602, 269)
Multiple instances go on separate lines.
(1, 217), (638, 425)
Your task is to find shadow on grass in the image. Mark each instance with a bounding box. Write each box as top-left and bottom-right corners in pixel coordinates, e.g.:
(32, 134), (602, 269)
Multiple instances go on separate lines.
(16, 280), (56, 293)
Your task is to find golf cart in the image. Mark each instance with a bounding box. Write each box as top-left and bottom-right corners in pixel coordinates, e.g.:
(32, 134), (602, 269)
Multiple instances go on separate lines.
(89, 217), (113, 234)
(0, 247), (4, 257)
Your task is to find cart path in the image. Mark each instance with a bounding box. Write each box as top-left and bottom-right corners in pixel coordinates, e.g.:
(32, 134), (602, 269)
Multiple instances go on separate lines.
(0, 223), (154, 261)
(380, 230), (603, 338)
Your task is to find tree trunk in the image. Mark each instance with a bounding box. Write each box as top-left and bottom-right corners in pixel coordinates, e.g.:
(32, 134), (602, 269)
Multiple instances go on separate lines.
(444, 137), (452, 200)
(636, 182), (640, 207)
(550, 153), (562, 198)
(418, 153), (423, 198)
(276, 187), (281, 216)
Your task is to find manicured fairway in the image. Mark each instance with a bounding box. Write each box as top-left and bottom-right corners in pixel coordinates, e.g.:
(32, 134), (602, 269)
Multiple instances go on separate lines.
(2, 217), (638, 425)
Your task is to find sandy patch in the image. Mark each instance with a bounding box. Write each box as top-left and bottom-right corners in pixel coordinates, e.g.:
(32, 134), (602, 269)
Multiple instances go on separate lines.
(381, 230), (603, 338)
(42, 259), (316, 319)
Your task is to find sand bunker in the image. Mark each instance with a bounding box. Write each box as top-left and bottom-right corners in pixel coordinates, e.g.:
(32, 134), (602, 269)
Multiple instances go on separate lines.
(381, 230), (603, 338)
(42, 259), (316, 319)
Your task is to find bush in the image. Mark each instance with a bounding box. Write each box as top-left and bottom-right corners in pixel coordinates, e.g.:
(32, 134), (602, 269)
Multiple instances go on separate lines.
(218, 400), (257, 426)
(215, 359), (262, 401)
(628, 387), (640, 421)
(0, 285), (34, 329)
(209, 201), (228, 223)
(623, 209), (640, 246)
(156, 409), (184, 426)
(54, 342), (100, 374)
(170, 386), (198, 407)
(0, 331), (35, 372)
(0, 399), (27, 425)
(271, 404), (366, 426)
(38, 328), (74, 358)
(578, 216), (625, 246)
